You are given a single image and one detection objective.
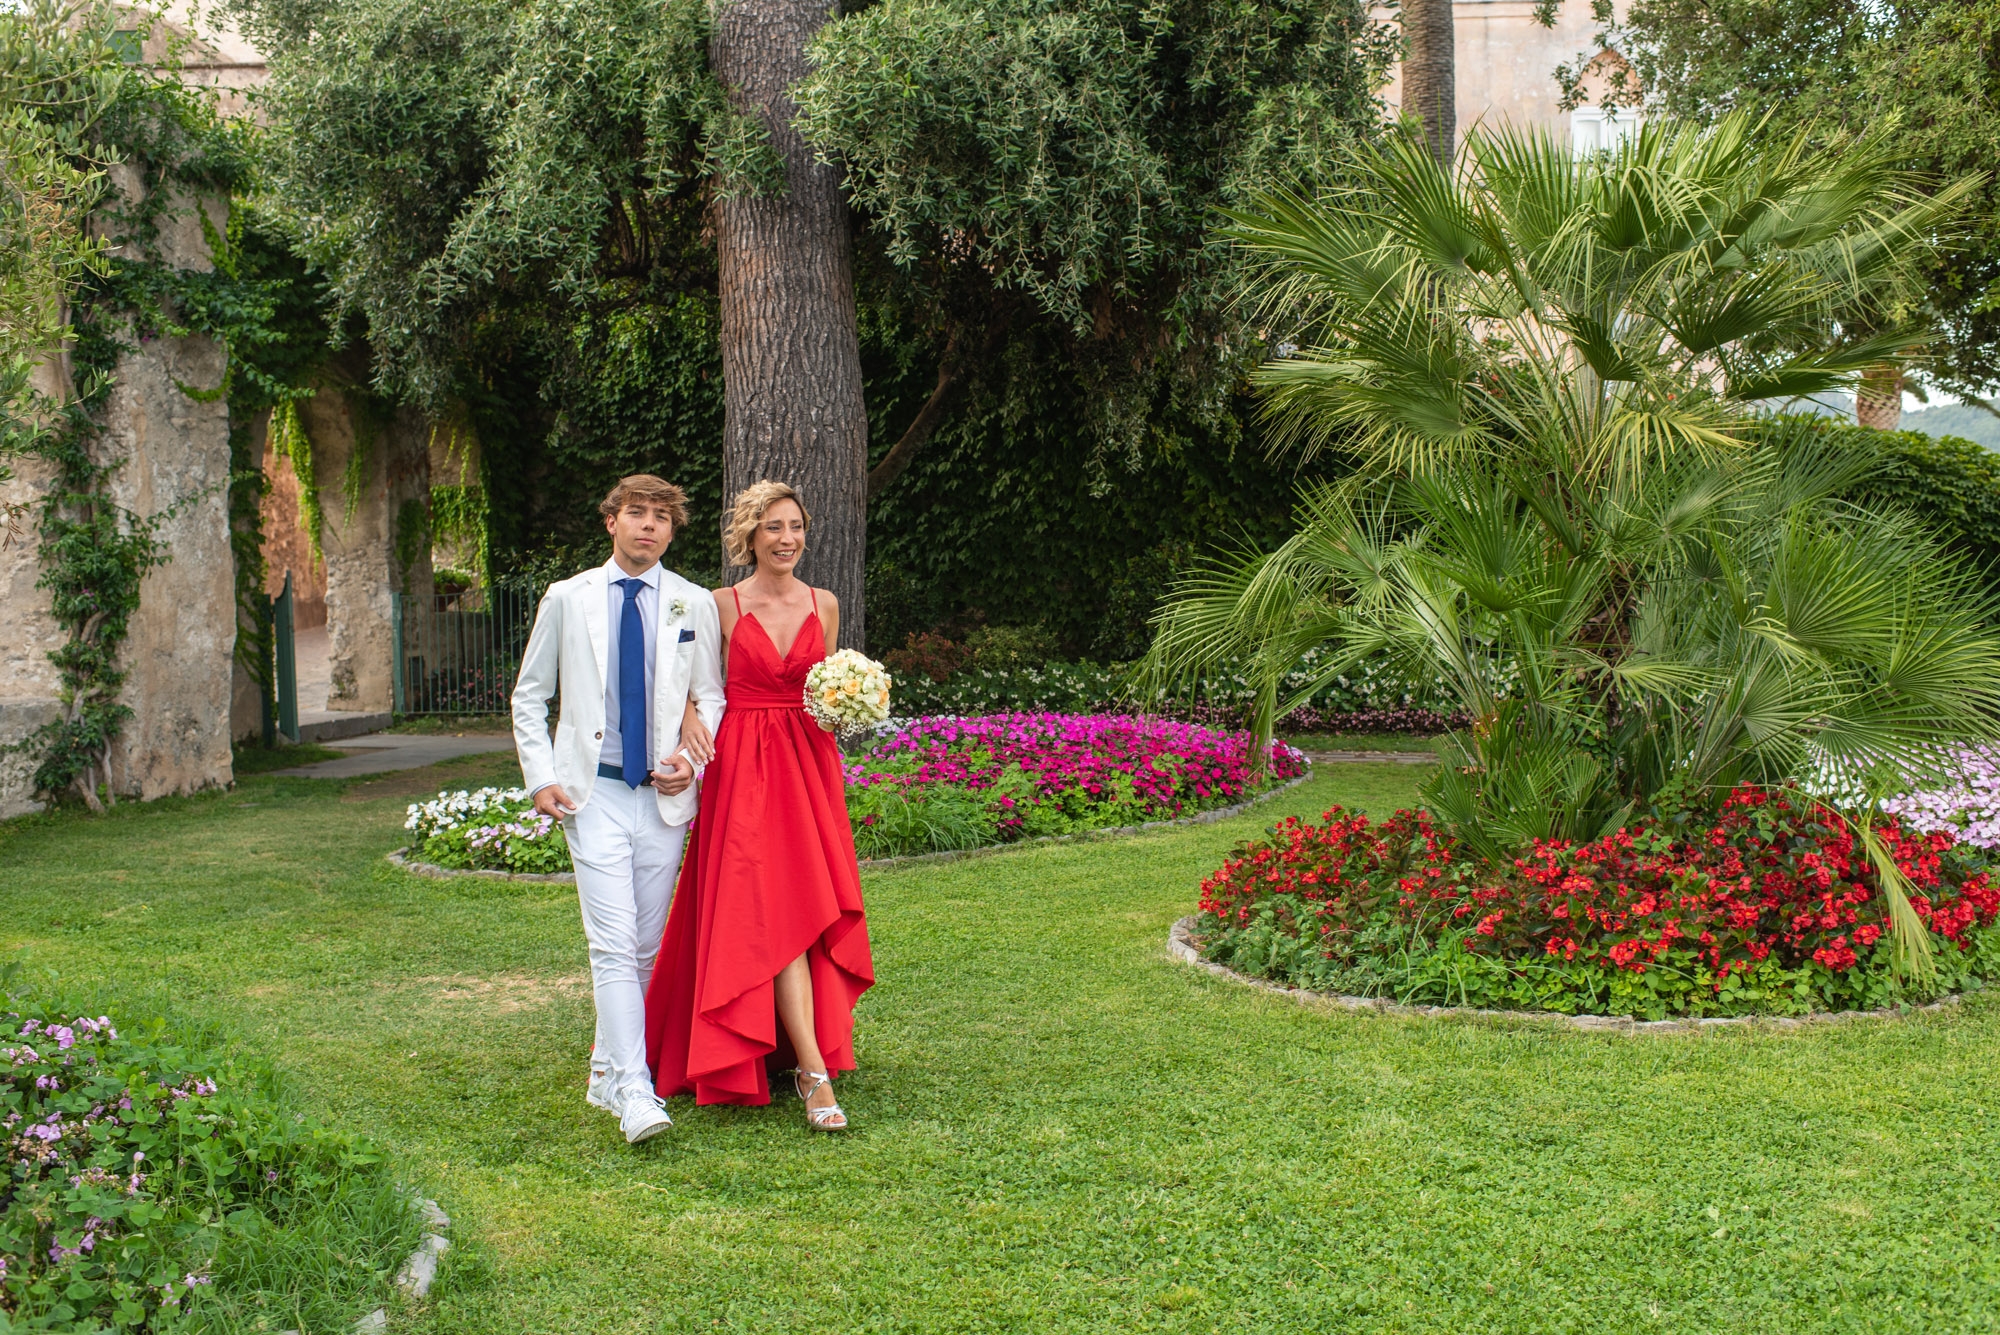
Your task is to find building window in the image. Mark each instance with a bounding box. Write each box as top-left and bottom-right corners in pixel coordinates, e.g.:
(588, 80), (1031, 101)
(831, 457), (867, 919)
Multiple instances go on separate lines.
(1571, 106), (1640, 156)
(107, 28), (145, 62)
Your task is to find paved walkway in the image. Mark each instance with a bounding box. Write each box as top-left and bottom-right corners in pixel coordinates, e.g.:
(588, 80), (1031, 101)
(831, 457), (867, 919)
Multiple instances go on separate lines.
(290, 625), (391, 741)
(270, 732), (518, 779)
(1300, 750), (1439, 766)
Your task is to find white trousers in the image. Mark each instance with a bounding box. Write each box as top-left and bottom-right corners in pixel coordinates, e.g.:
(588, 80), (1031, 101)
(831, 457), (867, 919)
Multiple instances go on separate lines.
(565, 779), (688, 1101)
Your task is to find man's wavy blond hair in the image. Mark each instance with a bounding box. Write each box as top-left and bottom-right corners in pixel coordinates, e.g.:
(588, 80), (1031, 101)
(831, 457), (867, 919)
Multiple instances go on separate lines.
(723, 479), (811, 568)
(598, 474), (689, 530)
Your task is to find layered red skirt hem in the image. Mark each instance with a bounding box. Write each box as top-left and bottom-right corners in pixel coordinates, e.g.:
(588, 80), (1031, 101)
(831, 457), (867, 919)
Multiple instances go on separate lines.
(644, 703), (873, 1107)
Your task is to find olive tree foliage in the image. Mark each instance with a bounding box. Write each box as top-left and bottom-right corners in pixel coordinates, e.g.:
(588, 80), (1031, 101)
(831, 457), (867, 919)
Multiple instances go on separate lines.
(230, 0), (1397, 577)
(228, 0), (773, 405)
(0, 5), (115, 440)
(797, 0), (1397, 478)
(1549, 0), (2000, 406)
(0, 108), (104, 399)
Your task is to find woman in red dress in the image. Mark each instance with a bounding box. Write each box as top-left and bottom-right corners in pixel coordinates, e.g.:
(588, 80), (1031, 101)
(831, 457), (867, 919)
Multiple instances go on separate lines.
(645, 480), (873, 1130)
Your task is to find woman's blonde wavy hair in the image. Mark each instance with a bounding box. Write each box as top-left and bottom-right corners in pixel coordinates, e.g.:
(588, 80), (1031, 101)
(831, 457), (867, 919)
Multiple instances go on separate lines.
(723, 479), (811, 568)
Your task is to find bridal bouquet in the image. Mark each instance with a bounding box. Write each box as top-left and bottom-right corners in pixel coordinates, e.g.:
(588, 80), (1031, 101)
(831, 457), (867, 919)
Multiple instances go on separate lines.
(804, 649), (894, 736)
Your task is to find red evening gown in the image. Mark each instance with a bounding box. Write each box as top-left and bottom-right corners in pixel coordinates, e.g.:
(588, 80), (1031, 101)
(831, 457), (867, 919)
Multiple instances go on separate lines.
(644, 589), (874, 1106)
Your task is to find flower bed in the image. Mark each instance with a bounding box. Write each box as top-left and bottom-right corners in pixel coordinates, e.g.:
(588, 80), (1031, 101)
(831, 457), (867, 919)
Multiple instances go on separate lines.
(1881, 745), (2000, 851)
(1193, 788), (2000, 1019)
(1, 986), (416, 1331)
(846, 713), (1308, 859)
(403, 716), (1305, 872)
(405, 786), (570, 874)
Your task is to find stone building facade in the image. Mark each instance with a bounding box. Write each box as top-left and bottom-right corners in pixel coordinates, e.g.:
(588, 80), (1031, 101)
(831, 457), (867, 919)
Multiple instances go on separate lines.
(1381, 0), (1637, 146)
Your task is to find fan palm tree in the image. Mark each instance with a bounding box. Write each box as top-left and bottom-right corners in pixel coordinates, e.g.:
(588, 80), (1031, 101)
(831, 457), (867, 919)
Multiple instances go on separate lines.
(1145, 116), (2000, 976)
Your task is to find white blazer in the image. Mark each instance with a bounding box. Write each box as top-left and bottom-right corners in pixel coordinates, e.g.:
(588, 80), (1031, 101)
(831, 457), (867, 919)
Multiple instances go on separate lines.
(511, 562), (726, 827)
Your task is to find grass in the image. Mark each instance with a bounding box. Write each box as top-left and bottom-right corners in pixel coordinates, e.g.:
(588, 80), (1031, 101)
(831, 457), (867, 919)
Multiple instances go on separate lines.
(231, 739), (348, 773)
(1280, 731), (1447, 754)
(3, 759), (1999, 1332)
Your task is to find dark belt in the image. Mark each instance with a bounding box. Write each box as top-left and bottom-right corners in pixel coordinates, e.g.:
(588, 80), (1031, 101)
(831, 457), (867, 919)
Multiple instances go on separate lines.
(598, 761), (639, 781)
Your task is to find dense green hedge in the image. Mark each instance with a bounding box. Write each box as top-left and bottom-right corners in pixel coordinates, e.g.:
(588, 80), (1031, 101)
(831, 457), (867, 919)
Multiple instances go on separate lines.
(1858, 426), (2000, 579)
(478, 290), (1337, 658)
(1757, 415), (2000, 581)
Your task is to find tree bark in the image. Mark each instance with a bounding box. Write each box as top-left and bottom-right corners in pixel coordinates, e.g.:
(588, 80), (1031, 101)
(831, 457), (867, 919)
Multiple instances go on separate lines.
(1856, 363), (1903, 430)
(711, 0), (870, 649)
(1402, 0), (1456, 165)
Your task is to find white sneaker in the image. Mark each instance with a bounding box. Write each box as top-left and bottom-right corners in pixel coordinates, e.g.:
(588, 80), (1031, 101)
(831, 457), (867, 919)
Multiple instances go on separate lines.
(617, 1089), (673, 1144)
(586, 1068), (618, 1113)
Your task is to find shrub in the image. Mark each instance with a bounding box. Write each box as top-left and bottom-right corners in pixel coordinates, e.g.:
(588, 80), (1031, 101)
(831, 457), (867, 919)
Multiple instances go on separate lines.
(0, 983), (417, 1331)
(1840, 422), (2000, 580)
(1195, 789), (2000, 1018)
(882, 631), (969, 683)
(961, 624), (1059, 671)
(892, 661), (1128, 717)
(405, 786), (571, 874)
(847, 782), (998, 859)
(415, 659), (518, 714)
(887, 651), (1480, 732)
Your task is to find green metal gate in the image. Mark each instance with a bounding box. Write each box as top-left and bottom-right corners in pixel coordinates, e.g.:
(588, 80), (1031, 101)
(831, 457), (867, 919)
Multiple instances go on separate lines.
(258, 570), (300, 745)
(392, 582), (539, 715)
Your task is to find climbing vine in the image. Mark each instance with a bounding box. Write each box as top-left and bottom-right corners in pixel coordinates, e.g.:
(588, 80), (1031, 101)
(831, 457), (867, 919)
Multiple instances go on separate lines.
(429, 483), (490, 583)
(0, 0), (306, 805)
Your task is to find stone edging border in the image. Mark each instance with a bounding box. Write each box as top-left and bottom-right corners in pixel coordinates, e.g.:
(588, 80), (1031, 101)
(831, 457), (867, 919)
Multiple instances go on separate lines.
(386, 771), (1315, 883)
(1167, 915), (1966, 1033)
(290, 1198), (449, 1335)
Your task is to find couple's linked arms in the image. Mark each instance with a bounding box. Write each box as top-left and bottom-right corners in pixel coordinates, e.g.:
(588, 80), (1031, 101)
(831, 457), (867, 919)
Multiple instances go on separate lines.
(512, 582), (726, 818)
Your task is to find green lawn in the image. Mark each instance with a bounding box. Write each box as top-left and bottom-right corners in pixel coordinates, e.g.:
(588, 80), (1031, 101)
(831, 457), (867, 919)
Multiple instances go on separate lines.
(3, 758), (1998, 1333)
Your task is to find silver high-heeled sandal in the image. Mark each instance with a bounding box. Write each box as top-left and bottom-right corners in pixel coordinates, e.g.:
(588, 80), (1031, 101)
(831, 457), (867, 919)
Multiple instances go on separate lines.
(793, 1070), (848, 1131)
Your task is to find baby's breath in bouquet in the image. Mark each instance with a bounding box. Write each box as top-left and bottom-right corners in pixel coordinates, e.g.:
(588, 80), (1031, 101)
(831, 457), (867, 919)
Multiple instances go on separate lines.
(805, 649), (894, 736)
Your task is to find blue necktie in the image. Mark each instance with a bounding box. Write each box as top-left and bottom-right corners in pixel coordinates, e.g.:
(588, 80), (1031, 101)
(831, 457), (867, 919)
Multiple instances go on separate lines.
(616, 578), (647, 788)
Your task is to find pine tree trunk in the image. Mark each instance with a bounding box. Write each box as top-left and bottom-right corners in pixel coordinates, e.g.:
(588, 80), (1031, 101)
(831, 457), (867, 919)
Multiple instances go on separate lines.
(711, 0), (869, 649)
(1856, 363), (1904, 430)
(1402, 0), (1456, 165)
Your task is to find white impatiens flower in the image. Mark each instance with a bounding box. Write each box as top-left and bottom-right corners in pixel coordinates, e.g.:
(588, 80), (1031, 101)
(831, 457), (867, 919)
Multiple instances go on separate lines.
(803, 650), (894, 736)
(405, 786), (530, 840)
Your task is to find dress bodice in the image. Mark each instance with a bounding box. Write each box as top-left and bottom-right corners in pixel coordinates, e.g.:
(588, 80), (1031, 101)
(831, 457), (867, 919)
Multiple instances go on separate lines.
(726, 607), (825, 710)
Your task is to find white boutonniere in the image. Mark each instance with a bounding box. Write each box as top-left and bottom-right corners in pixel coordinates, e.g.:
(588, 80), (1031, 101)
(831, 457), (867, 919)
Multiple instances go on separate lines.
(666, 597), (689, 622)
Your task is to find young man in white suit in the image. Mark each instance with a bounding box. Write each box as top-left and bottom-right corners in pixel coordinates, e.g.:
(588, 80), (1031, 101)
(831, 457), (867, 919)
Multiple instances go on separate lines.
(512, 475), (723, 1144)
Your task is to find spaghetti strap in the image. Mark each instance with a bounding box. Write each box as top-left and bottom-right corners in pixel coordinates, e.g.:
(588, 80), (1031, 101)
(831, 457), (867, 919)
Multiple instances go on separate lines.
(809, 587), (818, 615)
(731, 585), (742, 614)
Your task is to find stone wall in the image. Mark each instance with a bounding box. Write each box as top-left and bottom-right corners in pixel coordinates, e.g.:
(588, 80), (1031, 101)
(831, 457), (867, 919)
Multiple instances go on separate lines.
(97, 307), (236, 799)
(0, 448), (66, 818)
(299, 379), (432, 714)
(0, 182), (237, 811)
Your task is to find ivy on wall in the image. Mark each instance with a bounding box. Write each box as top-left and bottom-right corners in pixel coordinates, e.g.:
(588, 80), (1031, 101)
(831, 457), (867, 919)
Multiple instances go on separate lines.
(429, 482), (489, 581)
(0, 1), (315, 801)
